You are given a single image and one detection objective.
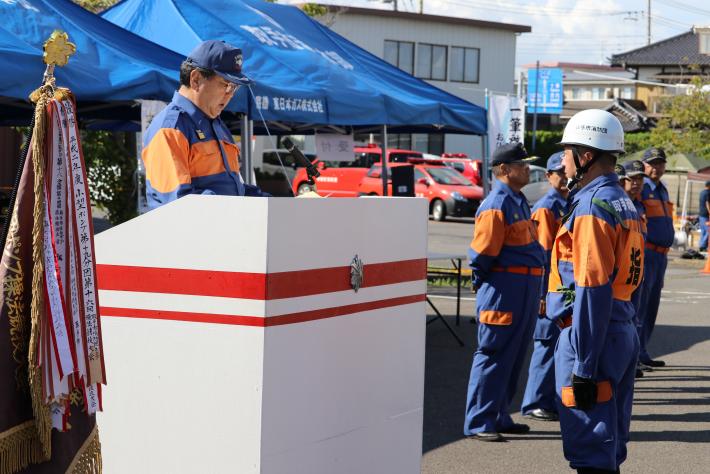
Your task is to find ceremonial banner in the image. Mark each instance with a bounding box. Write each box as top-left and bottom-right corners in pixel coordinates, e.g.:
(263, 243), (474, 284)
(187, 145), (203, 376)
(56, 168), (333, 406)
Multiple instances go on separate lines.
(0, 86), (105, 474)
(487, 94), (525, 154)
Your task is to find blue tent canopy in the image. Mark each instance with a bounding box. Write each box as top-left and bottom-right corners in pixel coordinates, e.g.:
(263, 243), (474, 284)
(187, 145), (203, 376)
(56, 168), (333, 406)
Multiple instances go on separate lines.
(0, 0), (182, 104)
(102, 0), (487, 135)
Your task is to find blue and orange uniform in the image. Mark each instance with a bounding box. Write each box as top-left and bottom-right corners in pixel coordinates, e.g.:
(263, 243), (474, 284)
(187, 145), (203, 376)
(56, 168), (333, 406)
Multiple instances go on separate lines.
(547, 173), (644, 471)
(637, 176), (673, 364)
(521, 186), (567, 416)
(142, 92), (267, 209)
(464, 181), (545, 435)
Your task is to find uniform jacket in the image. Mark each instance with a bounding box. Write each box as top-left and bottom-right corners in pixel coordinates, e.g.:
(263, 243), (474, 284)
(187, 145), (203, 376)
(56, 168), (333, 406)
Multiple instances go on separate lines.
(546, 173), (644, 379)
(142, 92), (266, 209)
(640, 177), (674, 248)
(468, 181), (545, 308)
(531, 187), (567, 339)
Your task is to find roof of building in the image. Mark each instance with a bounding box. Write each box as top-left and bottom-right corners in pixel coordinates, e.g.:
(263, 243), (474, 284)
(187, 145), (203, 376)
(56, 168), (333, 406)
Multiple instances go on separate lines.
(316, 5), (531, 33)
(611, 29), (710, 67)
(521, 62), (626, 71)
(562, 99), (652, 132)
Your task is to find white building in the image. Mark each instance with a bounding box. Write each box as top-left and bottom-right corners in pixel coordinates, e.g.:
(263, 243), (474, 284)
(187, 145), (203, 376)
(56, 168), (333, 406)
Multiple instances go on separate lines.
(315, 5), (530, 158)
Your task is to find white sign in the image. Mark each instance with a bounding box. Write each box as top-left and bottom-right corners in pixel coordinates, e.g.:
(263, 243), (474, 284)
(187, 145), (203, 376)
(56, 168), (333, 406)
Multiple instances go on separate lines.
(487, 94), (525, 157)
(315, 133), (355, 162)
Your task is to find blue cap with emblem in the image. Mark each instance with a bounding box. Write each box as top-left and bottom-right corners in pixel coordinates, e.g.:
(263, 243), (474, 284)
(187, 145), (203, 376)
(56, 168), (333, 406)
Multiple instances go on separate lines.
(642, 147), (666, 163)
(623, 160), (645, 177)
(546, 151), (565, 172)
(490, 142), (535, 166)
(186, 40), (252, 85)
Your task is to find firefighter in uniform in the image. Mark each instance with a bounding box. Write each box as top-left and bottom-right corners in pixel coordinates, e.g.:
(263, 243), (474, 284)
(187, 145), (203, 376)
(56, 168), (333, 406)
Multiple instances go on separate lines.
(142, 40), (268, 209)
(637, 147), (674, 369)
(521, 152), (569, 421)
(547, 110), (644, 473)
(618, 160), (649, 379)
(464, 142), (545, 441)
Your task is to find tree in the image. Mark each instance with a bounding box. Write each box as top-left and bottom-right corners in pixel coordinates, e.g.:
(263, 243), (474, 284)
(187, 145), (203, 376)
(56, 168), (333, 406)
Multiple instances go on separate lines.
(74, 0), (116, 13)
(650, 75), (710, 160)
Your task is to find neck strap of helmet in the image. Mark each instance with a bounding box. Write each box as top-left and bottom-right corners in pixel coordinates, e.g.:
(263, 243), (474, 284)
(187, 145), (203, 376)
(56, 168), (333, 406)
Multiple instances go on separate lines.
(568, 146), (601, 190)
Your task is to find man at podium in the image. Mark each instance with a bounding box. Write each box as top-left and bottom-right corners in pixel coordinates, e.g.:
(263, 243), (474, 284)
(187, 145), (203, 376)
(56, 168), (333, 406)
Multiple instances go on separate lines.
(142, 40), (269, 209)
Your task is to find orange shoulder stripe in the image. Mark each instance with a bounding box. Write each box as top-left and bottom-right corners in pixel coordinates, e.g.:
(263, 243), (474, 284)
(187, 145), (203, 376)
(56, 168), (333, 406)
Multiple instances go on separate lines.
(532, 208), (558, 251)
(505, 219), (537, 247)
(471, 209), (505, 256)
(142, 128), (191, 193)
(572, 214), (616, 287)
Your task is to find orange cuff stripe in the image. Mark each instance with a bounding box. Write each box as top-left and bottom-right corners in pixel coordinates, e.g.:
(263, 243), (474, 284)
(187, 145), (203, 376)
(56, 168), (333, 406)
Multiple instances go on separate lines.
(572, 215), (615, 287)
(471, 209), (505, 256)
(561, 380), (612, 408)
(142, 128), (191, 193)
(479, 310), (512, 325)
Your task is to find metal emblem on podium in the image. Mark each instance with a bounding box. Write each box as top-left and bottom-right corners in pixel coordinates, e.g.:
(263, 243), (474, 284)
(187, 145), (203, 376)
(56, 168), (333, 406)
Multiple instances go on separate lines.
(350, 254), (364, 292)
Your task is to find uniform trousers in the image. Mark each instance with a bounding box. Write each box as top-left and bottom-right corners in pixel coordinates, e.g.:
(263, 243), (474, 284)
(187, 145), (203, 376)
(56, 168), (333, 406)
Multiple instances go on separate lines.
(464, 272), (542, 435)
(555, 320), (639, 471)
(637, 249), (667, 363)
(521, 316), (560, 414)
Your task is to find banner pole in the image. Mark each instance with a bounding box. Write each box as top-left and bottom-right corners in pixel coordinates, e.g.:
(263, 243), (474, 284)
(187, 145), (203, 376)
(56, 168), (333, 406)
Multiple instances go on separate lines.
(482, 88), (490, 197)
(532, 60), (540, 154)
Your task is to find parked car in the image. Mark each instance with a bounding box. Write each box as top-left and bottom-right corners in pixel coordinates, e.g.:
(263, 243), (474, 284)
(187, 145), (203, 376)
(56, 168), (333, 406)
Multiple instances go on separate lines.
(358, 158), (483, 221)
(255, 149), (317, 196)
(441, 153), (483, 186)
(291, 145), (423, 197)
(521, 164), (550, 205)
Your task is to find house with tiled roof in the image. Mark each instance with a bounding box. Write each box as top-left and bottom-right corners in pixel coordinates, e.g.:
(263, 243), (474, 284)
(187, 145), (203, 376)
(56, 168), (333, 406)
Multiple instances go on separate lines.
(611, 27), (710, 114)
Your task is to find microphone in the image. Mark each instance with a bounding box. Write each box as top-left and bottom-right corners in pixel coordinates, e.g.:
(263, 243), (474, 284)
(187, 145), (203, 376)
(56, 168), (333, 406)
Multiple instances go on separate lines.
(282, 137), (320, 185)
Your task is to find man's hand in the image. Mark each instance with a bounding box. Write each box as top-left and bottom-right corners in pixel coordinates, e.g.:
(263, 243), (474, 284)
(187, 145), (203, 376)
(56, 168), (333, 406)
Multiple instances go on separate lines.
(572, 374), (597, 411)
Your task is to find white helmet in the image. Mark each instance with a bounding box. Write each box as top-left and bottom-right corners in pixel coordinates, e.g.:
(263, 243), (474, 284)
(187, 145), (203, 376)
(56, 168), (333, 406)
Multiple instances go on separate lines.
(560, 109), (625, 154)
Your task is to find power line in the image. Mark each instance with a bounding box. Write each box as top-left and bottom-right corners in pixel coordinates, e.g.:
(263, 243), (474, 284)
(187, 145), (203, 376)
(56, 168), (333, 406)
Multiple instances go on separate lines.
(654, 0), (710, 16)
(443, 0), (642, 18)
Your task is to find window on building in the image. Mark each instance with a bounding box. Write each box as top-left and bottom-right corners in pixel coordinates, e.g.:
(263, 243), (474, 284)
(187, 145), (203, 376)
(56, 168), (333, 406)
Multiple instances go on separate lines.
(450, 46), (480, 83)
(416, 43), (447, 81)
(700, 32), (710, 54)
(571, 88), (583, 100)
(621, 86), (634, 99)
(384, 40), (414, 75)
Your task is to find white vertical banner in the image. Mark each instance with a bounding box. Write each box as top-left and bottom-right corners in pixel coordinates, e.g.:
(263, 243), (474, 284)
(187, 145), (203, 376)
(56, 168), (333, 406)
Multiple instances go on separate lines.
(487, 94), (526, 154)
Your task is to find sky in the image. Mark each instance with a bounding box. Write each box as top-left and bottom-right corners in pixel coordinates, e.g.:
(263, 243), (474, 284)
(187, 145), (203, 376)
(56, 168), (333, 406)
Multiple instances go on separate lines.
(284, 0), (710, 69)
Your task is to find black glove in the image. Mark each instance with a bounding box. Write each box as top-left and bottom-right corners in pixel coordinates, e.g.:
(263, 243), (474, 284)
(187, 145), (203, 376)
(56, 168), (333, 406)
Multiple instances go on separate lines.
(572, 374), (597, 411)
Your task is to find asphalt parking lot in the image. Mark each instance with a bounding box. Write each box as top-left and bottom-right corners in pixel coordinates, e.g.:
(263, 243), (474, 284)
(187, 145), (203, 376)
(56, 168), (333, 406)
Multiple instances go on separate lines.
(424, 219), (710, 473)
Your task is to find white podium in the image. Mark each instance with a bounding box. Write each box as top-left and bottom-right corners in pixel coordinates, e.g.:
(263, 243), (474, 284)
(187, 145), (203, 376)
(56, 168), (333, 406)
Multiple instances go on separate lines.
(95, 196), (428, 474)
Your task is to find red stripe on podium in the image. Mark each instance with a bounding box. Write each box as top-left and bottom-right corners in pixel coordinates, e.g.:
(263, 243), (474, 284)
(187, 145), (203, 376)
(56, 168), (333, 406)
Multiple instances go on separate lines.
(99, 293), (425, 327)
(97, 259), (426, 300)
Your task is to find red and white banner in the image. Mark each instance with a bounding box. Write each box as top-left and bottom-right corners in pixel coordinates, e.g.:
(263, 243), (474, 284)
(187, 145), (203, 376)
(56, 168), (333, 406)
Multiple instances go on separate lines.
(41, 99), (106, 427)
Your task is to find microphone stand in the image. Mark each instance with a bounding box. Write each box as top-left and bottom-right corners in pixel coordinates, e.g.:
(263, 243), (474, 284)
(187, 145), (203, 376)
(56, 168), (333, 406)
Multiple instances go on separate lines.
(283, 137), (320, 186)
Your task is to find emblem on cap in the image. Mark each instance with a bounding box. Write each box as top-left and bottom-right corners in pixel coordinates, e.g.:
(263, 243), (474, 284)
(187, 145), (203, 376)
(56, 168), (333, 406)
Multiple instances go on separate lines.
(235, 54), (243, 70)
(350, 254), (364, 292)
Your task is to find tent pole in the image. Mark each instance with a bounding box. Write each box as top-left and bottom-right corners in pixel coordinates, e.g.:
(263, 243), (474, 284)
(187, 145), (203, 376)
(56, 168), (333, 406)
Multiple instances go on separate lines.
(240, 113), (252, 185)
(482, 88), (490, 197)
(381, 125), (389, 197)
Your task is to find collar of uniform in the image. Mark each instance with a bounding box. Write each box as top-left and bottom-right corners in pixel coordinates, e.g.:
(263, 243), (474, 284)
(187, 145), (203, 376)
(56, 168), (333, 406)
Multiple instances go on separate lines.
(493, 180), (525, 207)
(644, 176), (665, 193)
(572, 173), (617, 205)
(172, 91), (214, 134)
(549, 187), (567, 204)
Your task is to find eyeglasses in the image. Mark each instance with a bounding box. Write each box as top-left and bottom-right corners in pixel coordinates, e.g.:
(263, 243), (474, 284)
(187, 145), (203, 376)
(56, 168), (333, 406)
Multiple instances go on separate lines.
(222, 81), (239, 94)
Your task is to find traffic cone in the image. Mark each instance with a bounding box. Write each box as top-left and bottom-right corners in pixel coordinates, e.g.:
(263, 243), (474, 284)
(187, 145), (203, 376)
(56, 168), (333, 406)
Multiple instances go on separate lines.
(703, 253), (710, 275)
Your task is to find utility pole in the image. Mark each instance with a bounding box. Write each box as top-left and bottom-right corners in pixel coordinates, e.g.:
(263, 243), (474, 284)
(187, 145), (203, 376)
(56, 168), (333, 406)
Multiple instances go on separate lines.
(652, 0), (656, 45)
(419, 0), (423, 14)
